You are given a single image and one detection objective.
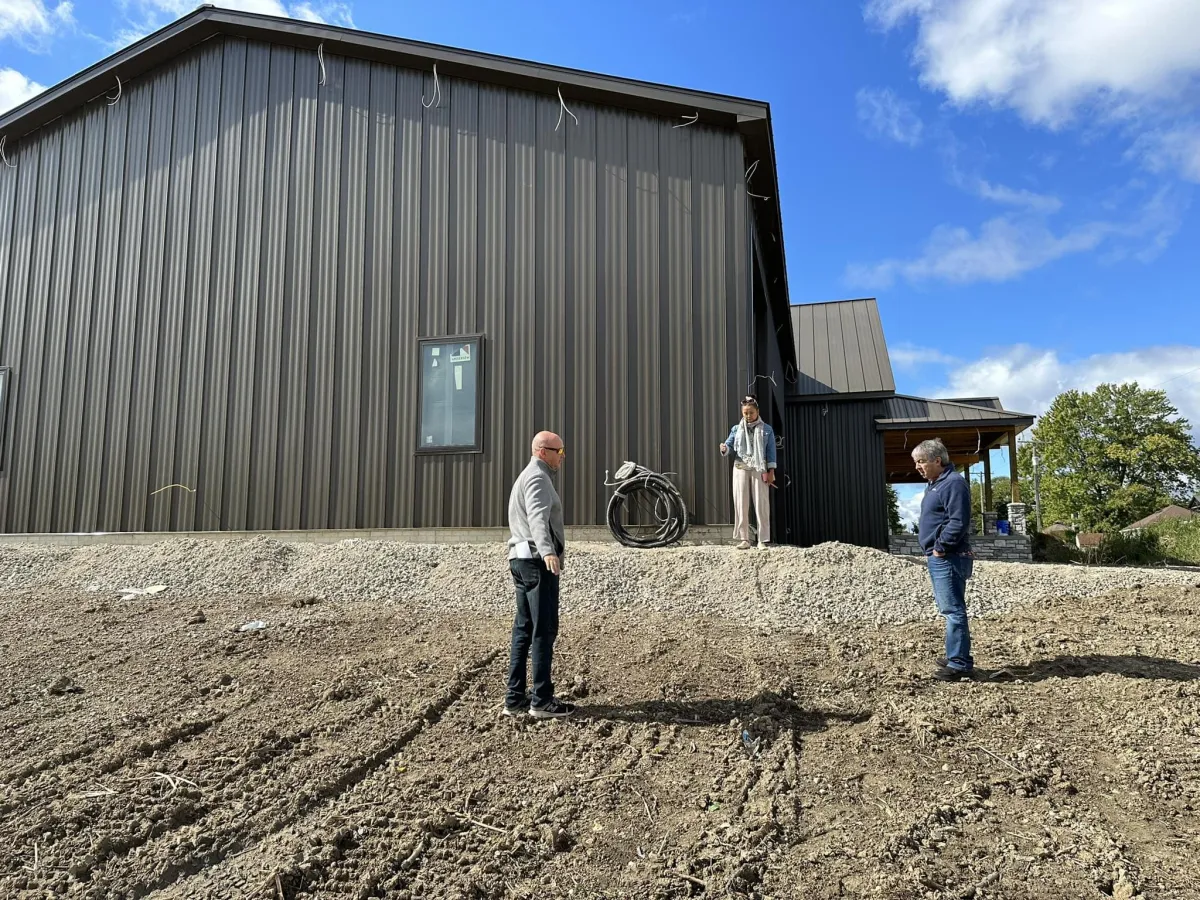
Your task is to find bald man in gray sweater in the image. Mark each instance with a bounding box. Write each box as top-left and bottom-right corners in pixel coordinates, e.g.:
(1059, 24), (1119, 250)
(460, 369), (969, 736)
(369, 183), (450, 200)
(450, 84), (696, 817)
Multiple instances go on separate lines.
(504, 431), (575, 720)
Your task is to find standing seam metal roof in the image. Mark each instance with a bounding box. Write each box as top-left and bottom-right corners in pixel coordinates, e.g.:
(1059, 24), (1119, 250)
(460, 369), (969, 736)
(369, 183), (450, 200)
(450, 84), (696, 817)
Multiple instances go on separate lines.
(788, 298), (895, 397)
(877, 395), (1036, 427)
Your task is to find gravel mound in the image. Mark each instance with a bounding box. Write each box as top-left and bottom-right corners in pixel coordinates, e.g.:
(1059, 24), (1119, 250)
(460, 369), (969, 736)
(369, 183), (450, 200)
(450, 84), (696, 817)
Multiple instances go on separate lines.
(1, 538), (1195, 627)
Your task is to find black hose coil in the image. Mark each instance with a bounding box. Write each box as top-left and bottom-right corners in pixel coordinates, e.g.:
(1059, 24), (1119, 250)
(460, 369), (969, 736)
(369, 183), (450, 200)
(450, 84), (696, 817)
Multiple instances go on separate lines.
(605, 461), (689, 548)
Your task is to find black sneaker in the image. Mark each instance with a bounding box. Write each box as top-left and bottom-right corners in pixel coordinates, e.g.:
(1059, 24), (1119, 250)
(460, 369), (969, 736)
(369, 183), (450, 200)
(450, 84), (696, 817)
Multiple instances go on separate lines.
(501, 696), (530, 717)
(933, 665), (975, 682)
(529, 698), (576, 719)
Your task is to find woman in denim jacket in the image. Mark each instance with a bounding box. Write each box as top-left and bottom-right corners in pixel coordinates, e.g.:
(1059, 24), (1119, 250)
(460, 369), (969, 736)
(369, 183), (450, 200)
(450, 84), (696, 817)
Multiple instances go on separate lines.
(720, 394), (777, 550)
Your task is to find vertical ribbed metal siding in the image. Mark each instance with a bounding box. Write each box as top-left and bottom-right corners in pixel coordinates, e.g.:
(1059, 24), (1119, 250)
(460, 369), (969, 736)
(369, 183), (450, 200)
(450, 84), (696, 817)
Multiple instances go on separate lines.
(781, 399), (888, 549)
(0, 36), (753, 533)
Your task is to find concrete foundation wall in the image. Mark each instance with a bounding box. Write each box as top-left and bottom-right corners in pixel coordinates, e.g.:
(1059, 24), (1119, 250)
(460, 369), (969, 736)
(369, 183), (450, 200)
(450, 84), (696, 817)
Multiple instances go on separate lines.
(0, 525), (734, 548)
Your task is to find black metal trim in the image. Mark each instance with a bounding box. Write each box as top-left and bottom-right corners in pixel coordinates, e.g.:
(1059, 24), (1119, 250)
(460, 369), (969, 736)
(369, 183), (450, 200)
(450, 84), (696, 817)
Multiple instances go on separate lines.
(0, 367), (10, 473)
(414, 334), (486, 456)
(787, 390), (898, 404)
(875, 417), (1036, 431)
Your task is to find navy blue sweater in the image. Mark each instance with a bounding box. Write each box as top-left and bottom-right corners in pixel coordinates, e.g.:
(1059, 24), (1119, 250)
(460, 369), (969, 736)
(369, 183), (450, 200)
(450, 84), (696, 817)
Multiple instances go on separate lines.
(918, 467), (972, 556)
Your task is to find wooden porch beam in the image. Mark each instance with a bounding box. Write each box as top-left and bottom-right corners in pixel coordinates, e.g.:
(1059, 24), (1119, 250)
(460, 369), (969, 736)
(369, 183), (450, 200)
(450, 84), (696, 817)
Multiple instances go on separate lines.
(983, 450), (993, 510)
(1008, 428), (1021, 503)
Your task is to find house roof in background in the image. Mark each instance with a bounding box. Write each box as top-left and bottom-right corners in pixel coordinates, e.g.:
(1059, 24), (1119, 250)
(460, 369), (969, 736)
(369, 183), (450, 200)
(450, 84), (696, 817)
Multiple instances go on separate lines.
(789, 298), (895, 398)
(1121, 505), (1197, 532)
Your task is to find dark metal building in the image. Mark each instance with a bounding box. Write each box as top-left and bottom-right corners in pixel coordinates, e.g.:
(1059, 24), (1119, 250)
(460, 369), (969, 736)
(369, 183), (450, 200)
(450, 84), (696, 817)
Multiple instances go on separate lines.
(0, 8), (795, 533)
(780, 298), (1034, 549)
(781, 299), (894, 549)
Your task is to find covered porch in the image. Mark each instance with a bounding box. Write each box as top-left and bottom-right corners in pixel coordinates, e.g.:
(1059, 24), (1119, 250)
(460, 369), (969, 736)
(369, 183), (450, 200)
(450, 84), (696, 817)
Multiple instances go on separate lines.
(877, 395), (1036, 542)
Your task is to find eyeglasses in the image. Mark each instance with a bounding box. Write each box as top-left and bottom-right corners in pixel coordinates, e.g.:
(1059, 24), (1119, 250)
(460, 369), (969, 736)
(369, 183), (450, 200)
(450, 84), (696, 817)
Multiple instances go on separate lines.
(538, 446), (565, 456)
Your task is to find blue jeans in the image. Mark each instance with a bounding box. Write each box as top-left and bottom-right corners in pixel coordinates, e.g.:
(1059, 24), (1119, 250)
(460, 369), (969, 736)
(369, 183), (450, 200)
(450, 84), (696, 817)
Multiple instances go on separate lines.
(927, 554), (974, 671)
(507, 559), (560, 708)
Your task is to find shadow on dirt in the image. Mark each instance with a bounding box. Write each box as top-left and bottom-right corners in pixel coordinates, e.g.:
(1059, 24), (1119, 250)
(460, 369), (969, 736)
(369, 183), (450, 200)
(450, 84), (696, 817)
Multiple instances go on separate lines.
(577, 690), (872, 732)
(986, 654), (1200, 683)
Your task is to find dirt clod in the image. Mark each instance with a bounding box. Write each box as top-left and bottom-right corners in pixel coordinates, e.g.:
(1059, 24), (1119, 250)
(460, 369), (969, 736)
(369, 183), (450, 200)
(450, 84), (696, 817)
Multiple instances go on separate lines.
(47, 675), (77, 695)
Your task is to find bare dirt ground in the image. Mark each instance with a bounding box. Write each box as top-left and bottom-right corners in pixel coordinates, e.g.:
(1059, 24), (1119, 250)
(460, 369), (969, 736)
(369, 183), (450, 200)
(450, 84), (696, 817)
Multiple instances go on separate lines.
(1, 549), (1198, 899)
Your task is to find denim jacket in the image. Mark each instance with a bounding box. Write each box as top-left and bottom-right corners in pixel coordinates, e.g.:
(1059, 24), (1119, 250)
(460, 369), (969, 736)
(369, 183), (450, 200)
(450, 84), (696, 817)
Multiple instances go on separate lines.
(723, 420), (778, 470)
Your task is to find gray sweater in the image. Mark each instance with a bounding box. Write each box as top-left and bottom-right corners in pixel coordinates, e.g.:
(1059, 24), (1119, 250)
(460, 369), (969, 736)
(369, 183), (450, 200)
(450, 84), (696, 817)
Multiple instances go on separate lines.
(507, 458), (566, 561)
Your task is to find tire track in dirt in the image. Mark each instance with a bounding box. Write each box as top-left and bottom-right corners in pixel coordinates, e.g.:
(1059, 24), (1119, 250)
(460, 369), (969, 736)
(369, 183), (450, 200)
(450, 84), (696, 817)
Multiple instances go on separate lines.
(82, 648), (502, 899)
(0, 703), (264, 885)
(0, 692), (393, 893)
(160, 653), (521, 898)
(0, 687), (232, 787)
(341, 719), (659, 899)
(193, 667), (664, 899)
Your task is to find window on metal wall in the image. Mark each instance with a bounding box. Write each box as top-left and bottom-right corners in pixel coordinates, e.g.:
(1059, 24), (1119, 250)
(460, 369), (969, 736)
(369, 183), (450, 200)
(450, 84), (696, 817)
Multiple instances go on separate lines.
(416, 336), (483, 453)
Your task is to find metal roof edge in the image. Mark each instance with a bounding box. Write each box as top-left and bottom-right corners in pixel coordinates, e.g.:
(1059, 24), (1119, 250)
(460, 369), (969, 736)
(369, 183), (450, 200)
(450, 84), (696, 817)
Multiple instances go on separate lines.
(889, 393), (1038, 420)
(786, 390), (897, 403)
(876, 416), (1036, 430)
(789, 297), (878, 309)
(0, 6), (772, 140)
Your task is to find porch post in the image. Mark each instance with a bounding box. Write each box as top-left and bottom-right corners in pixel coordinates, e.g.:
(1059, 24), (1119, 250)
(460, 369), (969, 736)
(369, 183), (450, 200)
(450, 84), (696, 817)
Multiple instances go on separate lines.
(1008, 429), (1020, 502)
(983, 451), (993, 509)
(1007, 428), (1027, 535)
(982, 450), (997, 535)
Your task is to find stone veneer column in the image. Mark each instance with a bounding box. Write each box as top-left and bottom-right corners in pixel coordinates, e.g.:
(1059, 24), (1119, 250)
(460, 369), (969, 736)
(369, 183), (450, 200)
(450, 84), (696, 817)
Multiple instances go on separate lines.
(983, 512), (998, 535)
(1008, 502), (1028, 535)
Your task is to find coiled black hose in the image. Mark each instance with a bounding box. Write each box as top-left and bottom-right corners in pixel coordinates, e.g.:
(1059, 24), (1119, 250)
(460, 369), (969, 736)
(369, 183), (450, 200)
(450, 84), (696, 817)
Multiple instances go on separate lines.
(605, 462), (689, 548)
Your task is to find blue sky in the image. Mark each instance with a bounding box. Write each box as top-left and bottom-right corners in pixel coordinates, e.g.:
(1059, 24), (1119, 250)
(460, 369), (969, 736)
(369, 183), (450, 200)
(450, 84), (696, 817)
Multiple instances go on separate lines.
(3, 0), (1199, 523)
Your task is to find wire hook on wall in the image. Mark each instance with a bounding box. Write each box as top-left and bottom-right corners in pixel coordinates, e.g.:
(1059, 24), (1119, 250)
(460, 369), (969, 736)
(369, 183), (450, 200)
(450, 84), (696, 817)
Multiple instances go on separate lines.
(672, 112), (699, 128)
(106, 75), (122, 106)
(0, 136), (14, 169)
(317, 44), (326, 86)
(744, 159), (771, 201)
(422, 62), (442, 109)
(555, 86), (578, 131)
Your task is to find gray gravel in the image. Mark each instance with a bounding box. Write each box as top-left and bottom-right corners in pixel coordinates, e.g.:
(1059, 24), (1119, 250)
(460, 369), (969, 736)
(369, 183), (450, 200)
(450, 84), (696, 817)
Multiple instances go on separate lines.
(1, 537), (1195, 628)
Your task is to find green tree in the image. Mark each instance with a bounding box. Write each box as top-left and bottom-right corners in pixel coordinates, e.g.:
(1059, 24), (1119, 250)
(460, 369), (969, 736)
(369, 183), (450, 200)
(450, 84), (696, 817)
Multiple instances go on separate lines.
(1026, 383), (1200, 531)
(885, 485), (905, 534)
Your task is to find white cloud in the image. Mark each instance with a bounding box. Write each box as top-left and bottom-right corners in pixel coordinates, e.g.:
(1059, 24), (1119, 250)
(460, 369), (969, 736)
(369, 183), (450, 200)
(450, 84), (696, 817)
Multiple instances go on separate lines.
(1132, 126), (1200, 183)
(930, 344), (1200, 435)
(975, 179), (1062, 213)
(0, 0), (73, 45)
(866, 1), (1200, 183)
(897, 488), (924, 528)
(865, 0), (1200, 128)
(847, 216), (1108, 288)
(116, 0), (354, 48)
(846, 188), (1184, 288)
(890, 342), (961, 370)
(0, 66), (45, 113)
(856, 86), (924, 146)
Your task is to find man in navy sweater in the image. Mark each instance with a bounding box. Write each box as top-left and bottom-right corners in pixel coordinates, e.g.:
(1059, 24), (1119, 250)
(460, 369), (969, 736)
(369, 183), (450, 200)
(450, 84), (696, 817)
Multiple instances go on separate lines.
(912, 438), (976, 681)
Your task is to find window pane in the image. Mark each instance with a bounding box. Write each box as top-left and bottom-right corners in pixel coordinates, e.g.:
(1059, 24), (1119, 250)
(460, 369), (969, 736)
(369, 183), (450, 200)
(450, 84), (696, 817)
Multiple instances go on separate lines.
(418, 339), (479, 450)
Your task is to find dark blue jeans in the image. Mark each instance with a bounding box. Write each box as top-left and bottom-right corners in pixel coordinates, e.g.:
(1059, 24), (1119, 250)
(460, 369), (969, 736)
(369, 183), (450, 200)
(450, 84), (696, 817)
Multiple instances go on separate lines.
(507, 559), (560, 708)
(927, 554), (974, 672)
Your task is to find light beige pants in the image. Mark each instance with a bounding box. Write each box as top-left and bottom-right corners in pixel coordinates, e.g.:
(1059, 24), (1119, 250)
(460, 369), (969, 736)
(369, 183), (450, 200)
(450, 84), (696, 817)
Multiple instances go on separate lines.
(732, 466), (770, 544)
